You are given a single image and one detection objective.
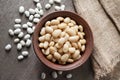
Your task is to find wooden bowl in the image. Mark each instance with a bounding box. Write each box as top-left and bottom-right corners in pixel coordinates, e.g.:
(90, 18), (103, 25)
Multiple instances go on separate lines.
(33, 11), (93, 71)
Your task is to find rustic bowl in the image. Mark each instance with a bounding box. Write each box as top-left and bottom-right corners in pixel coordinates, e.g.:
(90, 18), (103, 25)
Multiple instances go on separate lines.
(33, 11), (93, 71)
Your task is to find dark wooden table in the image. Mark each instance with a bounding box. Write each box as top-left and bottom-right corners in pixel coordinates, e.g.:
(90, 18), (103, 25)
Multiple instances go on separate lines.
(0, 0), (94, 80)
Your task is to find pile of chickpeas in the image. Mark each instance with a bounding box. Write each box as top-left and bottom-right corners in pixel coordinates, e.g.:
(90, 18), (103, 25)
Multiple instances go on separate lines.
(38, 17), (86, 64)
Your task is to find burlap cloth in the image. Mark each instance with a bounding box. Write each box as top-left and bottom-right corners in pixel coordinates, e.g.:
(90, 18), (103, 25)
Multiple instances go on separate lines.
(73, 0), (120, 79)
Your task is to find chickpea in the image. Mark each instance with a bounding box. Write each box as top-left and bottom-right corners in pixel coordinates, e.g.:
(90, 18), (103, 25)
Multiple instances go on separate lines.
(64, 17), (71, 23)
(45, 26), (53, 33)
(45, 21), (51, 26)
(40, 28), (46, 35)
(57, 17), (64, 21)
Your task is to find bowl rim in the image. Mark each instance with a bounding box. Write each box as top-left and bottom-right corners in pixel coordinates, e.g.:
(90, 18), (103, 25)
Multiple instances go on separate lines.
(33, 11), (94, 71)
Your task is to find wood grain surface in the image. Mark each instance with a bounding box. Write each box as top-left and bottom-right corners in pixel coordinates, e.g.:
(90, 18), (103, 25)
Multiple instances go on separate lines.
(0, 0), (94, 80)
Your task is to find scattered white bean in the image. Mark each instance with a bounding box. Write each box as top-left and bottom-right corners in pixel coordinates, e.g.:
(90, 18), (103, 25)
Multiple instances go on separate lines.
(18, 32), (24, 38)
(27, 27), (34, 34)
(45, 3), (51, 9)
(35, 8), (39, 14)
(33, 0), (39, 3)
(8, 29), (14, 36)
(24, 11), (30, 17)
(29, 15), (34, 21)
(17, 43), (22, 50)
(20, 40), (25, 46)
(24, 34), (31, 40)
(41, 72), (46, 79)
(60, 5), (65, 10)
(27, 22), (33, 27)
(66, 73), (72, 79)
(39, 9), (44, 15)
(25, 39), (32, 47)
(22, 24), (28, 29)
(49, 0), (54, 4)
(34, 14), (40, 18)
(14, 38), (20, 43)
(33, 18), (40, 23)
(52, 71), (58, 79)
(54, 6), (61, 11)
(17, 55), (24, 60)
(36, 3), (42, 9)
(15, 19), (21, 23)
(14, 24), (21, 28)
(19, 6), (25, 13)
(14, 28), (21, 35)
(29, 8), (35, 15)
(22, 51), (29, 56)
(5, 44), (12, 51)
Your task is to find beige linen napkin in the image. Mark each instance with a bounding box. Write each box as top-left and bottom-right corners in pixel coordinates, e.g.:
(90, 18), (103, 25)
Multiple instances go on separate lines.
(73, 0), (120, 79)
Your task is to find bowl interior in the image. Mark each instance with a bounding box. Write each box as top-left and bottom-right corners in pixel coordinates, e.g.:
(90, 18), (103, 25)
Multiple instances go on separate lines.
(33, 11), (93, 71)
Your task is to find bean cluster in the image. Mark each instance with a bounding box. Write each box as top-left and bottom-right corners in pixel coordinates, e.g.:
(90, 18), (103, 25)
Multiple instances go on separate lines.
(39, 17), (86, 64)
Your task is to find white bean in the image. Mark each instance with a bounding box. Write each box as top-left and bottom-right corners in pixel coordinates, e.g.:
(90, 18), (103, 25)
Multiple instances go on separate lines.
(39, 9), (44, 16)
(44, 48), (50, 55)
(78, 25), (83, 32)
(17, 43), (22, 50)
(64, 17), (71, 23)
(33, 0), (39, 3)
(14, 28), (21, 35)
(22, 24), (28, 29)
(63, 43), (69, 53)
(29, 15), (34, 21)
(27, 27), (34, 34)
(14, 38), (20, 43)
(5, 44), (12, 51)
(8, 29), (14, 36)
(39, 43), (44, 48)
(34, 8), (39, 14)
(18, 32), (24, 38)
(19, 6), (25, 13)
(66, 74), (72, 79)
(46, 54), (53, 60)
(33, 18), (40, 23)
(81, 45), (85, 52)
(38, 36), (45, 42)
(45, 34), (51, 41)
(20, 40), (25, 46)
(15, 19), (21, 23)
(14, 24), (21, 28)
(24, 11), (30, 17)
(45, 3), (51, 9)
(29, 8), (35, 15)
(61, 54), (69, 62)
(79, 39), (86, 45)
(41, 72), (46, 79)
(24, 34), (31, 40)
(32, 26), (36, 32)
(72, 50), (80, 59)
(52, 29), (61, 38)
(45, 26), (53, 33)
(34, 14), (40, 18)
(49, 0), (54, 4)
(22, 51), (29, 56)
(60, 5), (65, 11)
(69, 47), (75, 53)
(54, 52), (61, 60)
(27, 22), (33, 27)
(67, 59), (74, 63)
(43, 41), (49, 49)
(36, 3), (42, 9)
(17, 55), (24, 60)
(52, 71), (58, 79)
(66, 28), (76, 36)
(40, 28), (46, 35)
(54, 6), (61, 11)
(25, 39), (32, 47)
(58, 23), (67, 29)
(54, 0), (61, 4)
(69, 36), (79, 42)
(58, 38), (66, 45)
